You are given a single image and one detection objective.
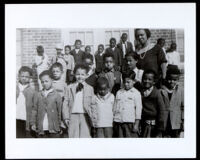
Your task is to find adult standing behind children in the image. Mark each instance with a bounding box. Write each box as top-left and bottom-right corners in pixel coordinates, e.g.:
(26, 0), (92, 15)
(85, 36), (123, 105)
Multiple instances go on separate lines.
(134, 29), (167, 88)
(34, 45), (50, 91)
(70, 40), (85, 65)
(105, 38), (122, 71)
(166, 42), (181, 69)
(117, 33), (134, 69)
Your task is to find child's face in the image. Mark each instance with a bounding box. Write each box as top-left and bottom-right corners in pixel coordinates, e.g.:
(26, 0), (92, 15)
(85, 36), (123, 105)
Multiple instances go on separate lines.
(166, 74), (179, 89)
(75, 41), (81, 49)
(98, 83), (109, 96)
(56, 49), (62, 55)
(126, 56), (137, 70)
(41, 75), (52, 90)
(110, 40), (116, 48)
(75, 68), (87, 83)
(19, 71), (30, 85)
(104, 57), (114, 71)
(85, 47), (91, 54)
(52, 67), (63, 80)
(124, 78), (134, 90)
(84, 58), (93, 70)
(142, 73), (155, 89)
(65, 47), (71, 54)
(98, 46), (104, 53)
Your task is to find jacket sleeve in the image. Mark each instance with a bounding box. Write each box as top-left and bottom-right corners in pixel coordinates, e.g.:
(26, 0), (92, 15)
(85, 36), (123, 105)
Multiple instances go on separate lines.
(30, 92), (38, 126)
(181, 87), (184, 120)
(134, 91), (142, 120)
(156, 90), (166, 131)
(56, 94), (63, 126)
(62, 86), (70, 121)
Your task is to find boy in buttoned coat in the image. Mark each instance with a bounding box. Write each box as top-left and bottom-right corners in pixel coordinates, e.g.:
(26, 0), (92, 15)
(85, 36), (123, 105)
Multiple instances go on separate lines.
(30, 70), (63, 138)
(113, 70), (142, 138)
(160, 65), (184, 137)
(62, 64), (95, 138)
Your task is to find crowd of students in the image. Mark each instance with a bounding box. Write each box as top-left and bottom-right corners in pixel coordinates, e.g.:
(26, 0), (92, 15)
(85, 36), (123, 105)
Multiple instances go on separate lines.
(16, 29), (184, 138)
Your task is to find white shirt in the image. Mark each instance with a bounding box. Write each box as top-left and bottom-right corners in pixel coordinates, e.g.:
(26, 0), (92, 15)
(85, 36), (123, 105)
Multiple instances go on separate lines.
(122, 41), (127, 58)
(35, 54), (49, 75)
(71, 86), (85, 113)
(143, 86), (154, 97)
(16, 83), (28, 120)
(133, 67), (144, 83)
(92, 93), (114, 128)
(75, 49), (80, 54)
(42, 88), (54, 131)
(166, 51), (181, 68)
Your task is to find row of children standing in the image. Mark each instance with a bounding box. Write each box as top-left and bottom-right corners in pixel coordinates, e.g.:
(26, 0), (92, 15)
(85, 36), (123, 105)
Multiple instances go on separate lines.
(16, 31), (184, 138)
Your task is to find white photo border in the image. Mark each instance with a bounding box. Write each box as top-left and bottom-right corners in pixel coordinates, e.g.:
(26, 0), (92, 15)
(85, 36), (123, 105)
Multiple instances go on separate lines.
(5, 3), (196, 158)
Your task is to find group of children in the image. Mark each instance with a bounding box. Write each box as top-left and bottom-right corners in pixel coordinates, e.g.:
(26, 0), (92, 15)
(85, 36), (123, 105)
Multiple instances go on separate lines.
(16, 34), (184, 138)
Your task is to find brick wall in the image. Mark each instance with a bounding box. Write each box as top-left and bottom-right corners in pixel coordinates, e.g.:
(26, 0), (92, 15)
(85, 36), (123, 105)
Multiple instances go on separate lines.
(149, 29), (176, 50)
(18, 28), (62, 90)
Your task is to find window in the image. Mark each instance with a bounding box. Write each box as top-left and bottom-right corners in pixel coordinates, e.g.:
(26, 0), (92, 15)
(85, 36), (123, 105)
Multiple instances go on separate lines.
(105, 29), (130, 48)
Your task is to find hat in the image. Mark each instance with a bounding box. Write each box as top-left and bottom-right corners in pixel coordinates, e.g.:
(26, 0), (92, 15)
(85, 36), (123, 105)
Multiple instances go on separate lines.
(167, 64), (180, 75)
(55, 44), (63, 50)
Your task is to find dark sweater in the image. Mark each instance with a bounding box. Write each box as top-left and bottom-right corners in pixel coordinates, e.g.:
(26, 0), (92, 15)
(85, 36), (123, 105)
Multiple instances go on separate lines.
(141, 87), (165, 131)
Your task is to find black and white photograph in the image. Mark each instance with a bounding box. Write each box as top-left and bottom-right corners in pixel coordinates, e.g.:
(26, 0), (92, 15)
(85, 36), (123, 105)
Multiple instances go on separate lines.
(16, 28), (185, 139)
(5, 3), (196, 158)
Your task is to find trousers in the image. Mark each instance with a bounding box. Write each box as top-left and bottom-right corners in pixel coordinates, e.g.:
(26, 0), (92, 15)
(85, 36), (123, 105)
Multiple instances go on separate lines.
(68, 113), (92, 138)
(113, 122), (139, 138)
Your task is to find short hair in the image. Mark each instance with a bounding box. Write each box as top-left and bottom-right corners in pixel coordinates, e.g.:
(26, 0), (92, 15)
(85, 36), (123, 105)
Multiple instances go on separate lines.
(157, 38), (165, 44)
(85, 45), (91, 50)
(96, 77), (109, 89)
(125, 52), (139, 61)
(98, 44), (104, 49)
(36, 45), (44, 52)
(122, 70), (136, 81)
(39, 70), (51, 80)
(110, 37), (116, 43)
(135, 29), (151, 39)
(142, 69), (157, 81)
(166, 64), (180, 77)
(73, 63), (89, 74)
(83, 53), (94, 63)
(75, 39), (82, 45)
(103, 52), (115, 61)
(50, 62), (63, 72)
(18, 66), (33, 76)
(121, 33), (128, 37)
(64, 45), (71, 50)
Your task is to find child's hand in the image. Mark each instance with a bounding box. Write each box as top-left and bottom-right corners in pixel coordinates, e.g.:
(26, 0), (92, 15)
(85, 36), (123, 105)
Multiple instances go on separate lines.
(132, 123), (139, 133)
(155, 131), (163, 138)
(181, 121), (184, 131)
(31, 124), (36, 131)
(64, 119), (69, 127)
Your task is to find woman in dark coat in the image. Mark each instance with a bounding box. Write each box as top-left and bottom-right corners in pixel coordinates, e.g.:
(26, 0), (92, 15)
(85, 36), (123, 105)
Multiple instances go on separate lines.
(134, 29), (167, 88)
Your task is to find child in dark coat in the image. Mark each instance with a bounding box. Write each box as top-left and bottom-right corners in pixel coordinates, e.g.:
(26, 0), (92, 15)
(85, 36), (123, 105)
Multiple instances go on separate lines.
(140, 70), (165, 137)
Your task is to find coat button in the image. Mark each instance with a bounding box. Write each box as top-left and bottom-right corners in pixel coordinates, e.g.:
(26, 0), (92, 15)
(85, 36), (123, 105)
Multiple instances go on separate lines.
(52, 110), (54, 112)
